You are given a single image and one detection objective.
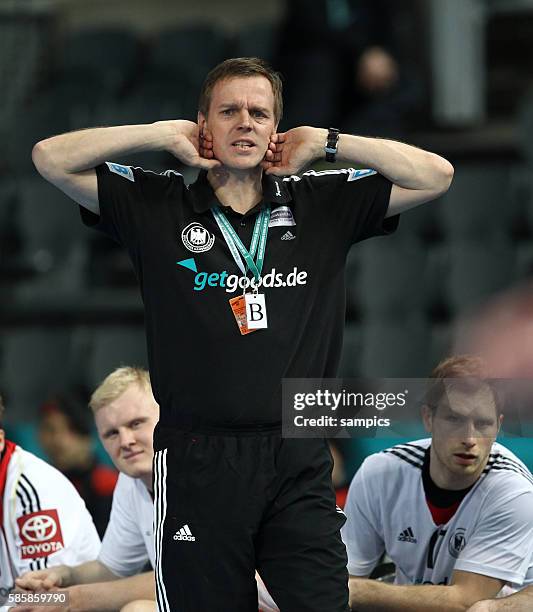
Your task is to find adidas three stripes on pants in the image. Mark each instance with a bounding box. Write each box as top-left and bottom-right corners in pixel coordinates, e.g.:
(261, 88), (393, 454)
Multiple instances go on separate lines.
(153, 428), (350, 611)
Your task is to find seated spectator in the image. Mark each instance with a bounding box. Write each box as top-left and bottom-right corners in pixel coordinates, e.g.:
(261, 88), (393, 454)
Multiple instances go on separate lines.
(38, 389), (117, 537)
(0, 393), (100, 609)
(342, 355), (533, 611)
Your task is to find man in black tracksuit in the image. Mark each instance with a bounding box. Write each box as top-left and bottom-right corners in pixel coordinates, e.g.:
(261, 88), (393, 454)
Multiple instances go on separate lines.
(32, 57), (453, 611)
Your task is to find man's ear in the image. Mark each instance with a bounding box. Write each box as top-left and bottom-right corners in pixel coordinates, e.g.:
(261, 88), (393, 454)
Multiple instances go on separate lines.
(198, 111), (207, 132)
(0, 429), (5, 453)
(421, 405), (433, 434)
(497, 414), (504, 435)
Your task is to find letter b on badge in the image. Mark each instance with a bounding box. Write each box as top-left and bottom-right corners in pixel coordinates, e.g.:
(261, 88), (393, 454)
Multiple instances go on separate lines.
(245, 293), (268, 329)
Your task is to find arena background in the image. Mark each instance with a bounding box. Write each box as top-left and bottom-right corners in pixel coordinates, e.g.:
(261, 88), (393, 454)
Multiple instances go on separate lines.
(1, 0), (533, 485)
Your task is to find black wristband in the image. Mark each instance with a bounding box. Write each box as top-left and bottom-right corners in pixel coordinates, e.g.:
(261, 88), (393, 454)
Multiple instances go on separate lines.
(324, 128), (340, 163)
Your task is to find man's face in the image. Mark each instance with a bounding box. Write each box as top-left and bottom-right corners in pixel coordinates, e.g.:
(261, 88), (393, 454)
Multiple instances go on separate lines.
(0, 429), (4, 453)
(423, 384), (502, 486)
(199, 76), (277, 170)
(94, 383), (159, 486)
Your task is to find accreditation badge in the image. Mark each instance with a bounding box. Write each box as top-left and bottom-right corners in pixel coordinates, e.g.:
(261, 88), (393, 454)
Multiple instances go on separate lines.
(229, 295), (258, 335)
(229, 293), (268, 334)
(245, 293), (268, 329)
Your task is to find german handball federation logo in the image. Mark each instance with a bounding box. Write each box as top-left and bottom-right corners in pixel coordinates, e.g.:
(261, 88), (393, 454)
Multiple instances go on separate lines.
(448, 527), (466, 558)
(181, 222), (215, 253)
(17, 509), (65, 559)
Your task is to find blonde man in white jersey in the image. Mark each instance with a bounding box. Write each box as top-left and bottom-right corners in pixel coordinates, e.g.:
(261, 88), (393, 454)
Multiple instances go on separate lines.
(15, 367), (158, 611)
(16, 367), (276, 612)
(342, 355), (533, 612)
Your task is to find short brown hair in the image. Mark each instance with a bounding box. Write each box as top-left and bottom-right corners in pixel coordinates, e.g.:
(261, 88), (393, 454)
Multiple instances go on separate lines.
(198, 57), (283, 123)
(89, 366), (153, 414)
(425, 355), (501, 414)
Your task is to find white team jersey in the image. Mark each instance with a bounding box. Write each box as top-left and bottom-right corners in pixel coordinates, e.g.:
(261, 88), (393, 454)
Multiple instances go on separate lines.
(342, 438), (533, 588)
(0, 443), (101, 608)
(98, 473), (154, 576)
(98, 473), (277, 609)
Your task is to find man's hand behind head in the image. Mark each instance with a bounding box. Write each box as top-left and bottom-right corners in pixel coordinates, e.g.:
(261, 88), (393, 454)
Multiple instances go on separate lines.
(15, 565), (72, 591)
(262, 127), (324, 177)
(161, 120), (220, 170)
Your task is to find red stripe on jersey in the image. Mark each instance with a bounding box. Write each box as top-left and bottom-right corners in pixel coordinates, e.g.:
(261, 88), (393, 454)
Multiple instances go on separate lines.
(426, 497), (462, 525)
(0, 439), (17, 527)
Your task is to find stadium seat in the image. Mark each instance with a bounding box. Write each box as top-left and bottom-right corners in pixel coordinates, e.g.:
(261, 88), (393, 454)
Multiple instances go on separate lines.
(515, 243), (533, 280)
(394, 197), (444, 245)
(58, 28), (141, 95)
(424, 244), (452, 322)
(6, 95), (71, 173)
(428, 322), (453, 368)
(95, 75), (186, 125)
(352, 236), (429, 318)
(517, 86), (533, 163)
(338, 324), (362, 377)
(234, 22), (279, 62)
(507, 165), (533, 242)
(84, 326), (148, 390)
(144, 24), (231, 119)
(9, 177), (88, 302)
(521, 171), (533, 241)
(151, 24), (230, 76)
(359, 315), (430, 377)
(14, 177), (87, 268)
(149, 24), (230, 90)
(438, 163), (515, 242)
(0, 328), (74, 422)
(444, 240), (516, 314)
(0, 178), (21, 278)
